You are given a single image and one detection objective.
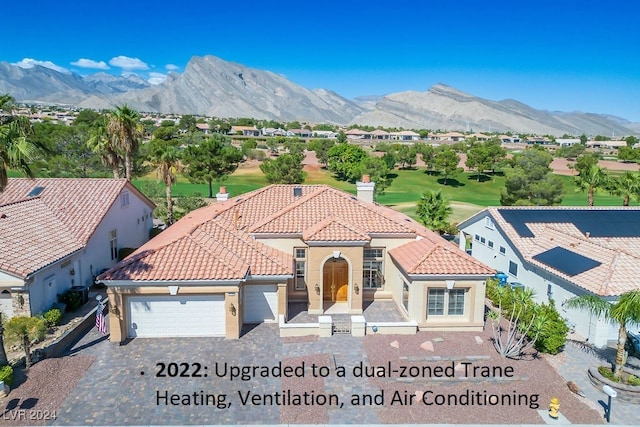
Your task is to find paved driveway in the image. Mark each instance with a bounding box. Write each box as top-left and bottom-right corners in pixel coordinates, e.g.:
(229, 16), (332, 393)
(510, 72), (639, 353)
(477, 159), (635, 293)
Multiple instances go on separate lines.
(45, 320), (630, 426)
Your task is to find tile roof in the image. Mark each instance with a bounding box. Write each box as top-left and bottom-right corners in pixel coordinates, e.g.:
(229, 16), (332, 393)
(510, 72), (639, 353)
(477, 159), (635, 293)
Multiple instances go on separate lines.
(484, 206), (640, 296)
(0, 198), (84, 277)
(0, 178), (153, 245)
(389, 237), (494, 276)
(302, 216), (371, 242)
(102, 184), (489, 282)
(101, 209), (292, 281)
(0, 178), (153, 278)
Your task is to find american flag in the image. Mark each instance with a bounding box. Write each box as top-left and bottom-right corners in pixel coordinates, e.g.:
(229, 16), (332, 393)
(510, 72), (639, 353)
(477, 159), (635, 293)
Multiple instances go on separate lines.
(96, 307), (107, 334)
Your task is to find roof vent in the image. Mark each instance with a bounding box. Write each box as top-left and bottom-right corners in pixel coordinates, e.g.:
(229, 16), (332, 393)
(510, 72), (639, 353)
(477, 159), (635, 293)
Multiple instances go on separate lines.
(27, 186), (45, 197)
(293, 187), (302, 197)
(0, 214), (6, 219)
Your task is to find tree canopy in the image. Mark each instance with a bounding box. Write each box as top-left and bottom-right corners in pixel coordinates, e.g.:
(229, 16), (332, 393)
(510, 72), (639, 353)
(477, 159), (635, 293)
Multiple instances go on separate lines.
(260, 153), (304, 184)
(501, 148), (564, 206)
(182, 135), (243, 198)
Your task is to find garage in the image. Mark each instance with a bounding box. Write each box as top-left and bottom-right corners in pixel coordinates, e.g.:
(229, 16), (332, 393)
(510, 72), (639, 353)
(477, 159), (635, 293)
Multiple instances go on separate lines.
(243, 285), (278, 323)
(127, 295), (225, 338)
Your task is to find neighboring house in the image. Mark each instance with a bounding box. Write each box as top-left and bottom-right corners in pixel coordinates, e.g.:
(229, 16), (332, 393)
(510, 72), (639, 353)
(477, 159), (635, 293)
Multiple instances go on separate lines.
(390, 131), (420, 141)
(231, 126), (261, 136)
(345, 128), (368, 139)
(370, 129), (390, 140)
(287, 129), (313, 138)
(458, 207), (640, 347)
(100, 179), (492, 341)
(195, 123), (210, 134)
(556, 138), (581, 147)
(0, 179), (155, 319)
(312, 130), (337, 139)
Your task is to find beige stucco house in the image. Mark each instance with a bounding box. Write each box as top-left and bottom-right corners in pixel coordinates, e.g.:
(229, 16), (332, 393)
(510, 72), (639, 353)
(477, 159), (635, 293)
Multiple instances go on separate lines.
(100, 179), (493, 340)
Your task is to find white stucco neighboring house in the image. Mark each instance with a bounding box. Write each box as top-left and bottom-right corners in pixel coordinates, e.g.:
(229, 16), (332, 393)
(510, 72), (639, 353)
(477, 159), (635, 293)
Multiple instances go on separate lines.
(0, 178), (155, 318)
(458, 206), (640, 347)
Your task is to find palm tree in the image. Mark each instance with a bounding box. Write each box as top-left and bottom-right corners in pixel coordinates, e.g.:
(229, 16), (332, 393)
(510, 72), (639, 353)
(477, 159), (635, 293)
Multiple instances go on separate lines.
(0, 95), (36, 192)
(106, 105), (142, 181)
(607, 171), (640, 206)
(87, 114), (122, 178)
(574, 165), (608, 206)
(565, 290), (640, 379)
(416, 190), (453, 233)
(149, 140), (180, 225)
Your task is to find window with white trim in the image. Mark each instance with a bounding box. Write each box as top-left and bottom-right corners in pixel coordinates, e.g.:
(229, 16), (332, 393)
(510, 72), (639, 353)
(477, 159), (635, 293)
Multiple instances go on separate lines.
(402, 281), (409, 311)
(499, 246), (506, 255)
(121, 191), (130, 207)
(480, 236), (486, 244)
(109, 229), (118, 260)
(508, 261), (518, 277)
(427, 288), (466, 317)
(427, 289), (445, 315)
(294, 248), (306, 291)
(485, 217), (494, 229)
(363, 248), (384, 288)
(488, 240), (494, 249)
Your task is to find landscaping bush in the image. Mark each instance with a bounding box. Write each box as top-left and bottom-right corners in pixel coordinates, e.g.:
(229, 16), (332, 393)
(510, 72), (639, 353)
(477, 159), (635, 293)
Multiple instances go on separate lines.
(0, 365), (13, 386)
(486, 279), (568, 354)
(58, 289), (83, 311)
(43, 308), (63, 327)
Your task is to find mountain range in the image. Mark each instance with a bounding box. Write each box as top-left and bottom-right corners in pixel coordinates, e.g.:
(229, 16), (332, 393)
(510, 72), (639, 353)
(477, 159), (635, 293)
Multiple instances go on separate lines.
(1, 55), (638, 136)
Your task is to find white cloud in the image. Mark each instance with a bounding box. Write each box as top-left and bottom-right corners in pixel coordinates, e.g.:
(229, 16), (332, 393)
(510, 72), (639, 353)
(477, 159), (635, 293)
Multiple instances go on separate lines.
(12, 58), (69, 74)
(71, 58), (109, 70)
(165, 64), (179, 71)
(147, 72), (167, 85)
(109, 55), (149, 70)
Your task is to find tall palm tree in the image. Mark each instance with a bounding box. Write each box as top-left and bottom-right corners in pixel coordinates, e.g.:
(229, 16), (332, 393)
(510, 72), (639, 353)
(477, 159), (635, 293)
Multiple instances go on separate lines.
(416, 189), (453, 233)
(87, 114), (122, 178)
(574, 165), (608, 206)
(565, 290), (640, 379)
(106, 105), (142, 181)
(149, 141), (180, 225)
(607, 171), (640, 206)
(0, 95), (36, 192)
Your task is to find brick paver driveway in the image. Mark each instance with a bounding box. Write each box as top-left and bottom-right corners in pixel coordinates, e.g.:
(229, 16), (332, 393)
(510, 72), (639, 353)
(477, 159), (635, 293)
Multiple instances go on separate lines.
(46, 320), (612, 426)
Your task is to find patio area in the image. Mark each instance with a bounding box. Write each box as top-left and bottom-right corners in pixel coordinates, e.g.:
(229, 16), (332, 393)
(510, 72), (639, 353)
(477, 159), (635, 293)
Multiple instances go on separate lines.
(286, 299), (407, 324)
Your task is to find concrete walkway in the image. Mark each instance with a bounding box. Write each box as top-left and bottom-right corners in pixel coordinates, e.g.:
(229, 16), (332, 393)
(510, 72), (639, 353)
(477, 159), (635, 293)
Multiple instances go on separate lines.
(556, 339), (639, 425)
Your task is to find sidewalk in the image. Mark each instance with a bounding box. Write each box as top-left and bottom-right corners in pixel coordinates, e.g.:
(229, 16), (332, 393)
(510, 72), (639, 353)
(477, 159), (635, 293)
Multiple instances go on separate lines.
(553, 339), (639, 425)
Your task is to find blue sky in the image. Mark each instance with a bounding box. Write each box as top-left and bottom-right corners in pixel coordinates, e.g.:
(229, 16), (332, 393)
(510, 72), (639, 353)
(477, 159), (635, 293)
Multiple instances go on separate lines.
(3, 0), (640, 122)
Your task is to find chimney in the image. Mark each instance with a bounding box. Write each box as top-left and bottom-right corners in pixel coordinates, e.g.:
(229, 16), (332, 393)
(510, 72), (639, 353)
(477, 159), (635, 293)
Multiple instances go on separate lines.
(356, 175), (375, 203)
(585, 231), (590, 239)
(216, 186), (229, 202)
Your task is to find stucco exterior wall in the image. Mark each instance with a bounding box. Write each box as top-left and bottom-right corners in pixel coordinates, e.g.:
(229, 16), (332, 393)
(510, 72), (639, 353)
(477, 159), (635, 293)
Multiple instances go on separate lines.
(460, 214), (615, 346)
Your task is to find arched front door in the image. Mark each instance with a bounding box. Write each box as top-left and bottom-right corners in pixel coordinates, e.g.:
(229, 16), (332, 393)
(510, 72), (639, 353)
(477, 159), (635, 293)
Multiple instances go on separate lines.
(323, 258), (348, 302)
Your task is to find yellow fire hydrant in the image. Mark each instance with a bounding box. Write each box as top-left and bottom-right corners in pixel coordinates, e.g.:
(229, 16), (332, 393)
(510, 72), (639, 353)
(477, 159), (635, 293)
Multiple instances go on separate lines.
(549, 397), (560, 419)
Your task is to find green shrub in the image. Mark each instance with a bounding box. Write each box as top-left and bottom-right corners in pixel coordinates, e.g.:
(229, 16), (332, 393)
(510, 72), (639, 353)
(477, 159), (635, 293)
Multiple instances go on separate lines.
(43, 308), (63, 327)
(598, 366), (618, 382)
(0, 365), (13, 386)
(486, 280), (568, 354)
(628, 375), (640, 386)
(58, 289), (82, 311)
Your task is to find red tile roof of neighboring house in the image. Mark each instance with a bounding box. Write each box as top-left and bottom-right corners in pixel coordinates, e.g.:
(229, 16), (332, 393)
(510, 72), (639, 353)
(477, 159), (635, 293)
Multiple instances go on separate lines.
(389, 237), (494, 276)
(482, 206), (640, 296)
(102, 184), (489, 282)
(0, 178), (154, 245)
(0, 178), (153, 278)
(0, 198), (84, 278)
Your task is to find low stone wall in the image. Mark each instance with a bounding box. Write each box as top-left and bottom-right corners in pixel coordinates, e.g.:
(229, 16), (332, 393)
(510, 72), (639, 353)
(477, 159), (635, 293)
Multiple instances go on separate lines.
(588, 366), (640, 404)
(365, 320), (418, 335)
(43, 305), (103, 358)
(278, 315), (328, 337)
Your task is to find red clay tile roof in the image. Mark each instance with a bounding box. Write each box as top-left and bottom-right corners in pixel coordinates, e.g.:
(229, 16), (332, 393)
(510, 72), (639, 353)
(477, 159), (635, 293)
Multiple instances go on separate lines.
(389, 237), (494, 276)
(0, 198), (84, 278)
(102, 214), (292, 281)
(0, 178), (153, 278)
(102, 184), (488, 282)
(0, 178), (153, 245)
(485, 206), (640, 296)
(302, 216), (371, 242)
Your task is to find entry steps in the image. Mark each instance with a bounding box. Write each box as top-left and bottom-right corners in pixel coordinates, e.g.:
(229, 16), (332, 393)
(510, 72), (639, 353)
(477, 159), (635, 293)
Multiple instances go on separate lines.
(332, 315), (351, 334)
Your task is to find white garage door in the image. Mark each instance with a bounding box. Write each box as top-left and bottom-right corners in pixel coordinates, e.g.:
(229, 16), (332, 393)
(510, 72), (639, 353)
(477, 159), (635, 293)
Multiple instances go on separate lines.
(128, 295), (225, 338)
(0, 291), (13, 318)
(243, 285), (278, 323)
